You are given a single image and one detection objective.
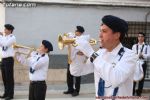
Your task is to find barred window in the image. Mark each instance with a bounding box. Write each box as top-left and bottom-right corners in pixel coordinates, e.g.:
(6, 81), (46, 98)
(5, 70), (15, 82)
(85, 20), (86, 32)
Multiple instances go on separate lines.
(123, 21), (150, 79)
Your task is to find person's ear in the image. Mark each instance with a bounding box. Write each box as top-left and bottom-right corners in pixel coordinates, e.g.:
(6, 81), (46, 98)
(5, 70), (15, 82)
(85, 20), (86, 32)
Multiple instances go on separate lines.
(114, 32), (120, 40)
(46, 48), (48, 53)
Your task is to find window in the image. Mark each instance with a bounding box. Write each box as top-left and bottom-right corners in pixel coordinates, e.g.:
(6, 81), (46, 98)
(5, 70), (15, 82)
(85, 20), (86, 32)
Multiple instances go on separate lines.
(124, 21), (150, 79)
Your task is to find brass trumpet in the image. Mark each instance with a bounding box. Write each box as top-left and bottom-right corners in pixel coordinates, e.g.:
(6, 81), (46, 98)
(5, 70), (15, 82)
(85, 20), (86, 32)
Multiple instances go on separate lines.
(13, 44), (35, 51)
(13, 44), (36, 58)
(58, 34), (98, 64)
(58, 34), (98, 50)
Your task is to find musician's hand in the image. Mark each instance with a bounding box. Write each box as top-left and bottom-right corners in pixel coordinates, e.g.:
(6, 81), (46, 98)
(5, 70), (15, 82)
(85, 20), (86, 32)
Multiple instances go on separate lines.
(16, 53), (21, 62)
(139, 53), (144, 59)
(30, 67), (35, 74)
(77, 51), (84, 56)
(75, 38), (94, 57)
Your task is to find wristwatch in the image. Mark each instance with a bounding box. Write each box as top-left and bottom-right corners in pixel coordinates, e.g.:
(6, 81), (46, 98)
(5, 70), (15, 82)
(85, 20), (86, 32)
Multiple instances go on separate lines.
(90, 52), (99, 63)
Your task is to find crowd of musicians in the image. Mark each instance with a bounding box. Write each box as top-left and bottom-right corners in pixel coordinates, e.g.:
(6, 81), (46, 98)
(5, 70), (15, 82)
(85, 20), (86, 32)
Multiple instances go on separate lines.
(0, 15), (150, 100)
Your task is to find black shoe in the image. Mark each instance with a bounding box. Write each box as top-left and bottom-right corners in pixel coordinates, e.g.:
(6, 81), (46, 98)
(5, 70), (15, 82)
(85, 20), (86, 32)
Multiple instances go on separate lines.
(72, 91), (79, 97)
(136, 93), (141, 96)
(5, 96), (13, 100)
(63, 90), (74, 94)
(0, 95), (7, 98)
(136, 90), (141, 96)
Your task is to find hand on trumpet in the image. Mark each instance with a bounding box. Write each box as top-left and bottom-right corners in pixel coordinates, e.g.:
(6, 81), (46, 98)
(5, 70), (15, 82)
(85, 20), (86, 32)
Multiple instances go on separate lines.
(139, 53), (144, 59)
(75, 39), (94, 58)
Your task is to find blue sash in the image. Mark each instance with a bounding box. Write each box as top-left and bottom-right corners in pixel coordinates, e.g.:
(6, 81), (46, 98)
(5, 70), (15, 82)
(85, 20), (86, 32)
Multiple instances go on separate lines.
(98, 47), (125, 99)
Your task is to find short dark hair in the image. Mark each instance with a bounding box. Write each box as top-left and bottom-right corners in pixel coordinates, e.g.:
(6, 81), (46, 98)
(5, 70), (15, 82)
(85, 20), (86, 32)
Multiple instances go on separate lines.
(76, 26), (85, 33)
(4, 24), (15, 33)
(138, 32), (145, 37)
(42, 40), (53, 53)
(102, 15), (128, 42)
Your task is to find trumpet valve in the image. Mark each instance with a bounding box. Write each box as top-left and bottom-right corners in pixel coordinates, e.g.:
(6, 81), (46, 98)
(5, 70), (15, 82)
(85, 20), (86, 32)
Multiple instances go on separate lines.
(63, 38), (75, 44)
(63, 33), (69, 37)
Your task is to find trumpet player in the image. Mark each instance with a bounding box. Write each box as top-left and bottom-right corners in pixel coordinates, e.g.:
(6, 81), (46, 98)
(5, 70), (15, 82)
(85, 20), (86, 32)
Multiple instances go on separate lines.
(0, 24), (16, 100)
(63, 26), (93, 96)
(16, 40), (53, 100)
(75, 15), (138, 99)
(132, 32), (150, 96)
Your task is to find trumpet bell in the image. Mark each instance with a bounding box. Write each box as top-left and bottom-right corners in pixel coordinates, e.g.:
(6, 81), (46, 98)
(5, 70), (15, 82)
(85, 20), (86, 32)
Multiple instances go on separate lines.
(58, 35), (75, 50)
(13, 44), (36, 65)
(13, 44), (36, 59)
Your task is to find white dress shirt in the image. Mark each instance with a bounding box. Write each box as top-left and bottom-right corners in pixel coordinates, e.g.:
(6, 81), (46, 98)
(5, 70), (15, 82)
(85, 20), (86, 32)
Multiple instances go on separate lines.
(92, 43), (138, 98)
(70, 46), (94, 76)
(17, 51), (49, 81)
(75, 43), (137, 99)
(68, 32), (94, 76)
(132, 43), (150, 81)
(74, 38), (138, 98)
(132, 42), (150, 61)
(0, 34), (16, 58)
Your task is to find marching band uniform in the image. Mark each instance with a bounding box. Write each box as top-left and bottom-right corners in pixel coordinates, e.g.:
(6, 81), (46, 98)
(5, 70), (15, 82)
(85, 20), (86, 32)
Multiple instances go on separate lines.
(17, 40), (53, 100)
(75, 15), (138, 99)
(132, 38), (150, 96)
(0, 24), (16, 100)
(69, 33), (94, 76)
(76, 42), (137, 99)
(66, 32), (82, 96)
(64, 26), (93, 96)
(68, 33), (94, 96)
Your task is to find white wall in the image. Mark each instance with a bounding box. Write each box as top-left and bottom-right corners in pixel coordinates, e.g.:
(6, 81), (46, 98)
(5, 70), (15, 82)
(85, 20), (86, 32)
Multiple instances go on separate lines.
(5, 5), (150, 54)
(0, 3), (5, 31)
(0, 3), (5, 61)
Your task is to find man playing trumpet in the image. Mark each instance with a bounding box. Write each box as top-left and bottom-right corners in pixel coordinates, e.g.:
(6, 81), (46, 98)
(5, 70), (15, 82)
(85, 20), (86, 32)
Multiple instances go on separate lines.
(16, 40), (53, 100)
(63, 26), (93, 96)
(74, 15), (138, 99)
(0, 24), (16, 100)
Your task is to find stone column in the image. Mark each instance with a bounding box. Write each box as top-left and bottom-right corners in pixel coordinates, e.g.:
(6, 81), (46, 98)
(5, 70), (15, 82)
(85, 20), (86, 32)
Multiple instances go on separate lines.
(0, 2), (5, 84)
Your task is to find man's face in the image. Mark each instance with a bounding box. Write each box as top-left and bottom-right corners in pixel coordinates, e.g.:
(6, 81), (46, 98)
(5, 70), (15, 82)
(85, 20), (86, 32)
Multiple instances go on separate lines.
(75, 31), (82, 36)
(138, 34), (144, 43)
(4, 28), (12, 34)
(99, 24), (120, 49)
(38, 44), (48, 53)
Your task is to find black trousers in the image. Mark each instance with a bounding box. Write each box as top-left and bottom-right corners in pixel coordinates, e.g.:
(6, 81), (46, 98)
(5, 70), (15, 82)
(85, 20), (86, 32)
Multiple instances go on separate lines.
(67, 64), (81, 93)
(29, 81), (47, 100)
(133, 62), (147, 96)
(1, 57), (14, 97)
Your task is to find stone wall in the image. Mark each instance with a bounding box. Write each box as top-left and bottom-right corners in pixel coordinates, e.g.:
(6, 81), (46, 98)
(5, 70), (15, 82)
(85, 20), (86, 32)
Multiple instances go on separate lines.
(0, 62), (67, 84)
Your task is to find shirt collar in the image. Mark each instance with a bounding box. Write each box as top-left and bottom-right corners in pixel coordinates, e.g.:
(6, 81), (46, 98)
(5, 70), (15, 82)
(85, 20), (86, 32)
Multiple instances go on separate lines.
(75, 34), (83, 38)
(107, 43), (123, 56)
(138, 42), (145, 45)
(37, 52), (47, 56)
(4, 33), (13, 37)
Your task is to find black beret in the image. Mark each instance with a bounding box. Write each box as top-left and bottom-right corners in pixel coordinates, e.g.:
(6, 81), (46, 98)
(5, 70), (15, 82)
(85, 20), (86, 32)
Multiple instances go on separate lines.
(4, 24), (15, 31)
(138, 32), (145, 37)
(102, 15), (128, 36)
(76, 26), (85, 33)
(42, 40), (53, 52)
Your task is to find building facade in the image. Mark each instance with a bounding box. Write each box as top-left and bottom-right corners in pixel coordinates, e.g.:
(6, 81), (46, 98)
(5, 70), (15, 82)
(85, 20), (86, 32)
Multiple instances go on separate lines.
(0, 0), (150, 83)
